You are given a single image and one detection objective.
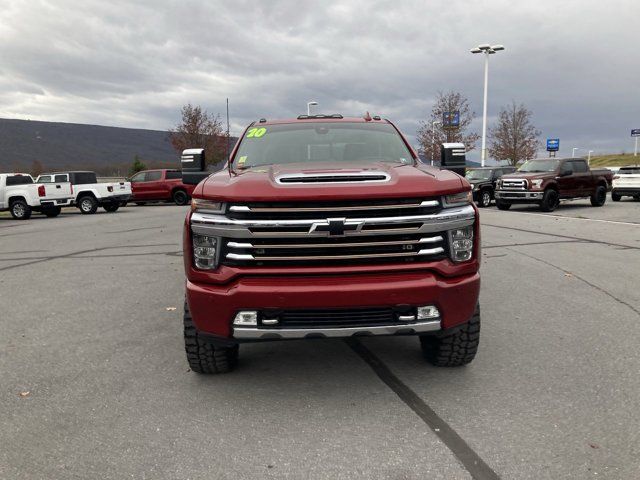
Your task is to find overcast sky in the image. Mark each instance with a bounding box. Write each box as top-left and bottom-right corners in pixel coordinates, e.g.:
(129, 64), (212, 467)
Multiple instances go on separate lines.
(0, 0), (638, 160)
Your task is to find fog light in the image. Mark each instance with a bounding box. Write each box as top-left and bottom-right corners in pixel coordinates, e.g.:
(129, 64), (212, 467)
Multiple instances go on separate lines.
(417, 305), (440, 319)
(448, 225), (474, 262)
(192, 233), (219, 270)
(233, 311), (258, 326)
(262, 318), (279, 326)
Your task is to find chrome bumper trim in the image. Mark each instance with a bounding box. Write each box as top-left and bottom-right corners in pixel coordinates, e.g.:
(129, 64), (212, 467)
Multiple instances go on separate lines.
(495, 191), (543, 200)
(233, 319), (441, 339)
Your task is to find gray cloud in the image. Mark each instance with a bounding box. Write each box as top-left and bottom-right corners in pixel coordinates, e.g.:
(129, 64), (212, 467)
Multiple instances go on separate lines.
(0, 0), (638, 160)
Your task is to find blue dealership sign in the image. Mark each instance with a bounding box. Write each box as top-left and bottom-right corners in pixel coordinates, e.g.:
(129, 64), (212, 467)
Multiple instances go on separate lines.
(546, 138), (560, 151)
(632, 129), (640, 137)
(443, 111), (460, 128)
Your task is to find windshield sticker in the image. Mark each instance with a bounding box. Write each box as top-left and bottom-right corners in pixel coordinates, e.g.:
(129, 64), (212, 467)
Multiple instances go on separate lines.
(246, 127), (267, 138)
(237, 155), (247, 167)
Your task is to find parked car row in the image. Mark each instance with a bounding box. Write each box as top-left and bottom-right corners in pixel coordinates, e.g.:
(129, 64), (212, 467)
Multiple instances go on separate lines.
(465, 158), (638, 212)
(0, 173), (73, 219)
(1, 168), (195, 220)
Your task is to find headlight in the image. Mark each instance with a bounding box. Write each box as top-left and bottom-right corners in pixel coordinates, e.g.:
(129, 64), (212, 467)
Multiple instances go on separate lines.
(192, 233), (219, 269)
(448, 225), (474, 262)
(443, 191), (472, 207)
(531, 179), (543, 189)
(497, 179), (502, 189)
(191, 198), (225, 214)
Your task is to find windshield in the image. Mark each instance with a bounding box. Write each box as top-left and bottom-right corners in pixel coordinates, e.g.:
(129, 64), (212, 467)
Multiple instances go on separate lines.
(517, 159), (560, 173)
(466, 169), (492, 181)
(232, 122), (414, 169)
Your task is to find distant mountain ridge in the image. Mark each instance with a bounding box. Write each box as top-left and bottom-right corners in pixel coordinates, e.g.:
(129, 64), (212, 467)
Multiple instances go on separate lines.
(0, 118), (234, 175)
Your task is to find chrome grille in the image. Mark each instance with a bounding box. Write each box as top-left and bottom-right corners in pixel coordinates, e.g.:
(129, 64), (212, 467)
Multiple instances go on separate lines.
(222, 233), (446, 266)
(501, 179), (528, 190)
(190, 199), (476, 267)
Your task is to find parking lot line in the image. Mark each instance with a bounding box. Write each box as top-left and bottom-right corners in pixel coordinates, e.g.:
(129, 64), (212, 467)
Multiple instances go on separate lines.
(347, 338), (501, 480)
(497, 210), (640, 227)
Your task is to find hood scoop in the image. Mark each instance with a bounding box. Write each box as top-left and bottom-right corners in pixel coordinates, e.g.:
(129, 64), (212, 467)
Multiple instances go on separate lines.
(276, 171), (390, 185)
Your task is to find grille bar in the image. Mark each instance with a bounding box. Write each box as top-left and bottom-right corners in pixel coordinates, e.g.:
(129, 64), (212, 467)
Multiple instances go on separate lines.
(229, 200), (439, 213)
(226, 247), (444, 262)
(227, 235), (443, 250)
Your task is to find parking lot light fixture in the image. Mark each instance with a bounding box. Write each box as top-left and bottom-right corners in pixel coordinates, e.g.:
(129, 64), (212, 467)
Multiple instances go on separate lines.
(572, 147), (579, 158)
(471, 43), (505, 167)
(588, 150), (594, 163)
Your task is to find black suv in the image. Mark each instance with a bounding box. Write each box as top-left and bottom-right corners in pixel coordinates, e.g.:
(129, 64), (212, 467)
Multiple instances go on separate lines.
(465, 166), (517, 207)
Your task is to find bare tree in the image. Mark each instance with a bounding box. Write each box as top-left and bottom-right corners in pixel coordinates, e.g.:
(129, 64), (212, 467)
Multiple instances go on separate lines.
(416, 91), (480, 161)
(169, 104), (227, 166)
(30, 160), (44, 177)
(489, 101), (541, 165)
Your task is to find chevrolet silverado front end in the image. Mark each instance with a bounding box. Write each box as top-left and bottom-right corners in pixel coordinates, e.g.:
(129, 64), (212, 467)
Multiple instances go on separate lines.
(181, 115), (481, 373)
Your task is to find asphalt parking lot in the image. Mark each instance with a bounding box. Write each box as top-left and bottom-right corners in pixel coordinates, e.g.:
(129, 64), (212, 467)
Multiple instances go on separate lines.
(1, 198), (639, 479)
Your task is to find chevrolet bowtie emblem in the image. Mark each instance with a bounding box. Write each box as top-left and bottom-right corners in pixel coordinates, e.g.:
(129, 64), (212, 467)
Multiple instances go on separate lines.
(309, 218), (364, 236)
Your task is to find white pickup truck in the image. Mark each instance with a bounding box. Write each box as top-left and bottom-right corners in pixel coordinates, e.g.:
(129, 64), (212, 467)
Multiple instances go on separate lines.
(37, 171), (132, 214)
(0, 173), (74, 220)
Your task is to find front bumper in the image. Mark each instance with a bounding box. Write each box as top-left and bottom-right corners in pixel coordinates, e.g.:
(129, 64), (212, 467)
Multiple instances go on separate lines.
(186, 269), (480, 340)
(494, 190), (543, 202)
(234, 319), (441, 340)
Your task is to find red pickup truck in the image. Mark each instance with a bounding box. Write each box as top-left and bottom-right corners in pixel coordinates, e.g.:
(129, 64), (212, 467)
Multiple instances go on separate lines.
(494, 157), (613, 212)
(180, 115), (481, 374)
(129, 169), (195, 205)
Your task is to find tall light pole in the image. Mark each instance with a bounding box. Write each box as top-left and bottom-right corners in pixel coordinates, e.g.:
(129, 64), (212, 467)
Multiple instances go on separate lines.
(307, 101), (318, 116)
(588, 150), (594, 164)
(470, 44), (505, 167)
(431, 120), (441, 166)
(572, 147), (579, 158)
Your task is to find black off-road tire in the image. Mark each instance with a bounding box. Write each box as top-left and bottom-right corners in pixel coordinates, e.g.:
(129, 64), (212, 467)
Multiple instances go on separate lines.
(43, 206), (62, 217)
(419, 305), (480, 367)
(611, 192), (621, 202)
(172, 189), (189, 206)
(78, 195), (98, 214)
(634, 195), (640, 202)
(590, 185), (607, 207)
(184, 302), (238, 374)
(103, 204), (120, 213)
(135, 202), (146, 206)
(10, 199), (32, 220)
(540, 189), (560, 212)
(478, 189), (492, 208)
(496, 200), (512, 210)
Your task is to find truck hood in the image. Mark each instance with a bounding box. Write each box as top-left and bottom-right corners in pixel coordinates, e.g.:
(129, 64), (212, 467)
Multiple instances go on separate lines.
(502, 171), (553, 180)
(197, 162), (468, 202)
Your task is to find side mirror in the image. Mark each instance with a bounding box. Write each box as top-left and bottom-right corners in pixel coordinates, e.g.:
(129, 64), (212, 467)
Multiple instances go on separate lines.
(181, 148), (209, 185)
